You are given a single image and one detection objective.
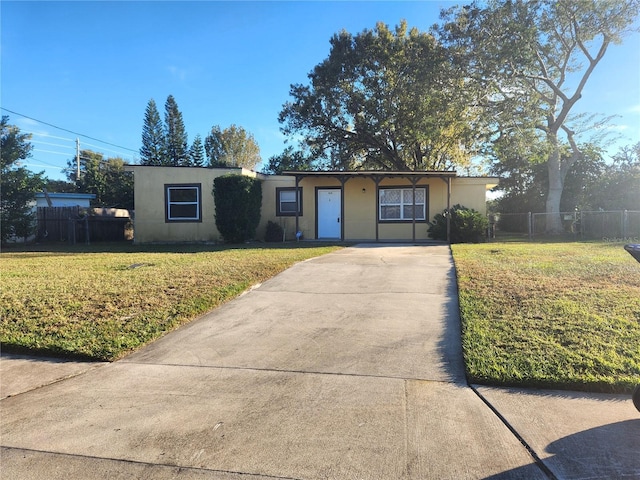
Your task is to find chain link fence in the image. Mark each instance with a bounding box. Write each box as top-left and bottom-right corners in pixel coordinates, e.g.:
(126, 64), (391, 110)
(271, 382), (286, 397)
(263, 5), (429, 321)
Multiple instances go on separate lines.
(490, 210), (640, 241)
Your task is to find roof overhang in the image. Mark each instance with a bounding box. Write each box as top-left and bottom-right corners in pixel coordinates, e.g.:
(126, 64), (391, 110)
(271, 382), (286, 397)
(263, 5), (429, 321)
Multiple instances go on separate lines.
(35, 192), (96, 200)
(281, 170), (458, 181)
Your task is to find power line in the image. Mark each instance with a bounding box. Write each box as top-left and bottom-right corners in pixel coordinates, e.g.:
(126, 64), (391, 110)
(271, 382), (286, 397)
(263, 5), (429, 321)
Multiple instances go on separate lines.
(36, 140), (75, 150)
(33, 137), (136, 161)
(34, 148), (74, 156)
(80, 140), (136, 158)
(30, 132), (75, 142)
(1, 107), (138, 153)
(21, 159), (66, 170)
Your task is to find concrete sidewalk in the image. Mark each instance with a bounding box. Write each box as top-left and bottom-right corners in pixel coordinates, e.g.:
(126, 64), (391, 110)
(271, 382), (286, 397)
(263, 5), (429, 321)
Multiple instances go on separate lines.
(1, 244), (638, 479)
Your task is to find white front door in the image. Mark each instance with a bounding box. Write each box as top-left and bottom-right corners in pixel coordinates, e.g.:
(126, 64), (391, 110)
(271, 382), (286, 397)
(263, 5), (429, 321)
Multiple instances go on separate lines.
(317, 189), (341, 239)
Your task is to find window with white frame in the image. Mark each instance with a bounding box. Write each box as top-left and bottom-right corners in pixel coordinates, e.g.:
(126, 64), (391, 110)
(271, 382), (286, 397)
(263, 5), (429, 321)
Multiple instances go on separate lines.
(379, 187), (426, 221)
(276, 187), (302, 216)
(165, 184), (202, 222)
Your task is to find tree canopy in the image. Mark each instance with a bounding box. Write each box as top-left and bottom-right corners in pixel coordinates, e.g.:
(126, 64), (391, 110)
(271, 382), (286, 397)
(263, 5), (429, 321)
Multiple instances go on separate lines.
(262, 146), (314, 175)
(438, 0), (640, 232)
(278, 21), (479, 172)
(205, 124), (261, 169)
(65, 150), (134, 210)
(1, 116), (44, 242)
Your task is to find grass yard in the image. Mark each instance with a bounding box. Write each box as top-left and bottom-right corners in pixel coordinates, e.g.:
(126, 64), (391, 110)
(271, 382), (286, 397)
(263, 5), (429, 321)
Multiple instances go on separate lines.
(1, 243), (342, 361)
(452, 242), (640, 393)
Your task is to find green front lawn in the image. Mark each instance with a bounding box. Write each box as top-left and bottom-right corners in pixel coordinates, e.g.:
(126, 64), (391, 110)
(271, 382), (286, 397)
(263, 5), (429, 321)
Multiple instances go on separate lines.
(0, 243), (342, 361)
(452, 242), (640, 393)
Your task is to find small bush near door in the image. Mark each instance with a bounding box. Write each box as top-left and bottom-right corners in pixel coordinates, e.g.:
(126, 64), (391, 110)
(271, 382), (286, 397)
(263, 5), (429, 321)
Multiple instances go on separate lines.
(213, 175), (262, 243)
(265, 220), (284, 242)
(428, 204), (488, 243)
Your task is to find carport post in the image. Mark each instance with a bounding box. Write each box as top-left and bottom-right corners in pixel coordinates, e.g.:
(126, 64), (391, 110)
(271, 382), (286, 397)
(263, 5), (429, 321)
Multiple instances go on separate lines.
(337, 175), (349, 242)
(437, 175), (452, 243)
(407, 176), (421, 243)
(294, 175), (301, 237)
(446, 176), (451, 244)
(372, 175), (383, 242)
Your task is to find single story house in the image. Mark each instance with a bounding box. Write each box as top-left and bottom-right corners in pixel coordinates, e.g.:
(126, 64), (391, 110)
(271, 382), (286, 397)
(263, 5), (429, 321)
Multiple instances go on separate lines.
(34, 192), (96, 208)
(124, 165), (498, 244)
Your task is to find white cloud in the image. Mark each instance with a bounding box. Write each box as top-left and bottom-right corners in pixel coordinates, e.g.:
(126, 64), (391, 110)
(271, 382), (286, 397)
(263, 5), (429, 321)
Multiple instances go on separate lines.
(602, 124), (629, 131)
(167, 65), (188, 82)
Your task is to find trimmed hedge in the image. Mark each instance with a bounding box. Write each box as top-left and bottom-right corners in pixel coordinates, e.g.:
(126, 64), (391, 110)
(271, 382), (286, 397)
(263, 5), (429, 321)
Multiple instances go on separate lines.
(213, 175), (262, 243)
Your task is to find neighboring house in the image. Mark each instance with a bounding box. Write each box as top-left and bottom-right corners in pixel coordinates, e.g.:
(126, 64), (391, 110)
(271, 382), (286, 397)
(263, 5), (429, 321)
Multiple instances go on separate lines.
(34, 192), (96, 208)
(3, 192), (98, 244)
(125, 165), (499, 244)
(33, 192), (133, 243)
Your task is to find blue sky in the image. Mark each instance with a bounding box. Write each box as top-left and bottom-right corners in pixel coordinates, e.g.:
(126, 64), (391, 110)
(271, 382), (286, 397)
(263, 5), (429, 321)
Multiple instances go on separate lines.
(2, 1), (639, 181)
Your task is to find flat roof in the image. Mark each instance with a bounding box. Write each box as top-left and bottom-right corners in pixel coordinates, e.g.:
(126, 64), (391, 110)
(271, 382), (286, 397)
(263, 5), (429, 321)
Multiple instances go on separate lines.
(281, 170), (458, 178)
(35, 192), (96, 199)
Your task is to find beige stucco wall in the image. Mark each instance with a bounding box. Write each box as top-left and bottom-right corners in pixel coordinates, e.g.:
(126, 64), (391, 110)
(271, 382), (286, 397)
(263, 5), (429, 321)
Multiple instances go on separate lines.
(129, 165), (497, 243)
(451, 178), (497, 215)
(259, 175), (297, 240)
(288, 176), (497, 241)
(130, 166), (268, 244)
(290, 176), (445, 241)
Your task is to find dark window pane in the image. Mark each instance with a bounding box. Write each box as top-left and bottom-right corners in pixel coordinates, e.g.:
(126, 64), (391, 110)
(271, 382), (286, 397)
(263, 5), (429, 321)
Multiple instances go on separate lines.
(381, 205), (401, 219)
(169, 188), (198, 202)
(170, 204), (198, 219)
(403, 205), (425, 219)
(280, 202), (298, 213)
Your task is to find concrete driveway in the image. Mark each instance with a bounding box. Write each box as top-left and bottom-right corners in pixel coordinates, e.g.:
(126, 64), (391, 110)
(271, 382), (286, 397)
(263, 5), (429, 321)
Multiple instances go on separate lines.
(1, 244), (638, 479)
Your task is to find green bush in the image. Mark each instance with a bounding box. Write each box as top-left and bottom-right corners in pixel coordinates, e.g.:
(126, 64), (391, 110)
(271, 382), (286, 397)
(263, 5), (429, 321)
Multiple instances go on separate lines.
(213, 175), (262, 243)
(428, 204), (488, 243)
(264, 220), (284, 242)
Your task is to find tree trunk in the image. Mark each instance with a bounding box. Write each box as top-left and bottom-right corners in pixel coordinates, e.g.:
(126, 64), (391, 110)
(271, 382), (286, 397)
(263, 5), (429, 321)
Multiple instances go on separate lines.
(545, 136), (564, 234)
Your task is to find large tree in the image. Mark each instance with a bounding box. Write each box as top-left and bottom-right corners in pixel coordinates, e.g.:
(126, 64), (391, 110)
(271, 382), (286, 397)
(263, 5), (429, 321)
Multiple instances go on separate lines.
(262, 146), (314, 175)
(140, 99), (166, 166)
(439, 0), (640, 233)
(278, 21), (479, 172)
(65, 150), (134, 210)
(493, 141), (605, 224)
(204, 124), (261, 169)
(164, 95), (189, 166)
(0, 116), (44, 242)
(590, 142), (640, 211)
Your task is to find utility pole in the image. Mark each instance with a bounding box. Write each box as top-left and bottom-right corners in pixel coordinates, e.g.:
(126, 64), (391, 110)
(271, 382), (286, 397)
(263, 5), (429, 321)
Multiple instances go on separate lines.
(76, 138), (81, 181)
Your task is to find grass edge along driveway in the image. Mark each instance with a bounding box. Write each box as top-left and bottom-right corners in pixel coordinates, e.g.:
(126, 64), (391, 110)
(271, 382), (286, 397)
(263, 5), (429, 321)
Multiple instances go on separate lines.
(0, 243), (342, 362)
(452, 242), (640, 394)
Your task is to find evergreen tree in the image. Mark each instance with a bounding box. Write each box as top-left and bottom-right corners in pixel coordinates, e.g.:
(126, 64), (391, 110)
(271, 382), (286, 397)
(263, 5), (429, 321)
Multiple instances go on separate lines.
(189, 134), (205, 167)
(164, 95), (189, 166)
(140, 99), (166, 165)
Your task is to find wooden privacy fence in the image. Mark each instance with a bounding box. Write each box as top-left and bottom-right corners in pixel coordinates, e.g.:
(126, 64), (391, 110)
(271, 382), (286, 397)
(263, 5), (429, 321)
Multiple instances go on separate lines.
(37, 207), (132, 244)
